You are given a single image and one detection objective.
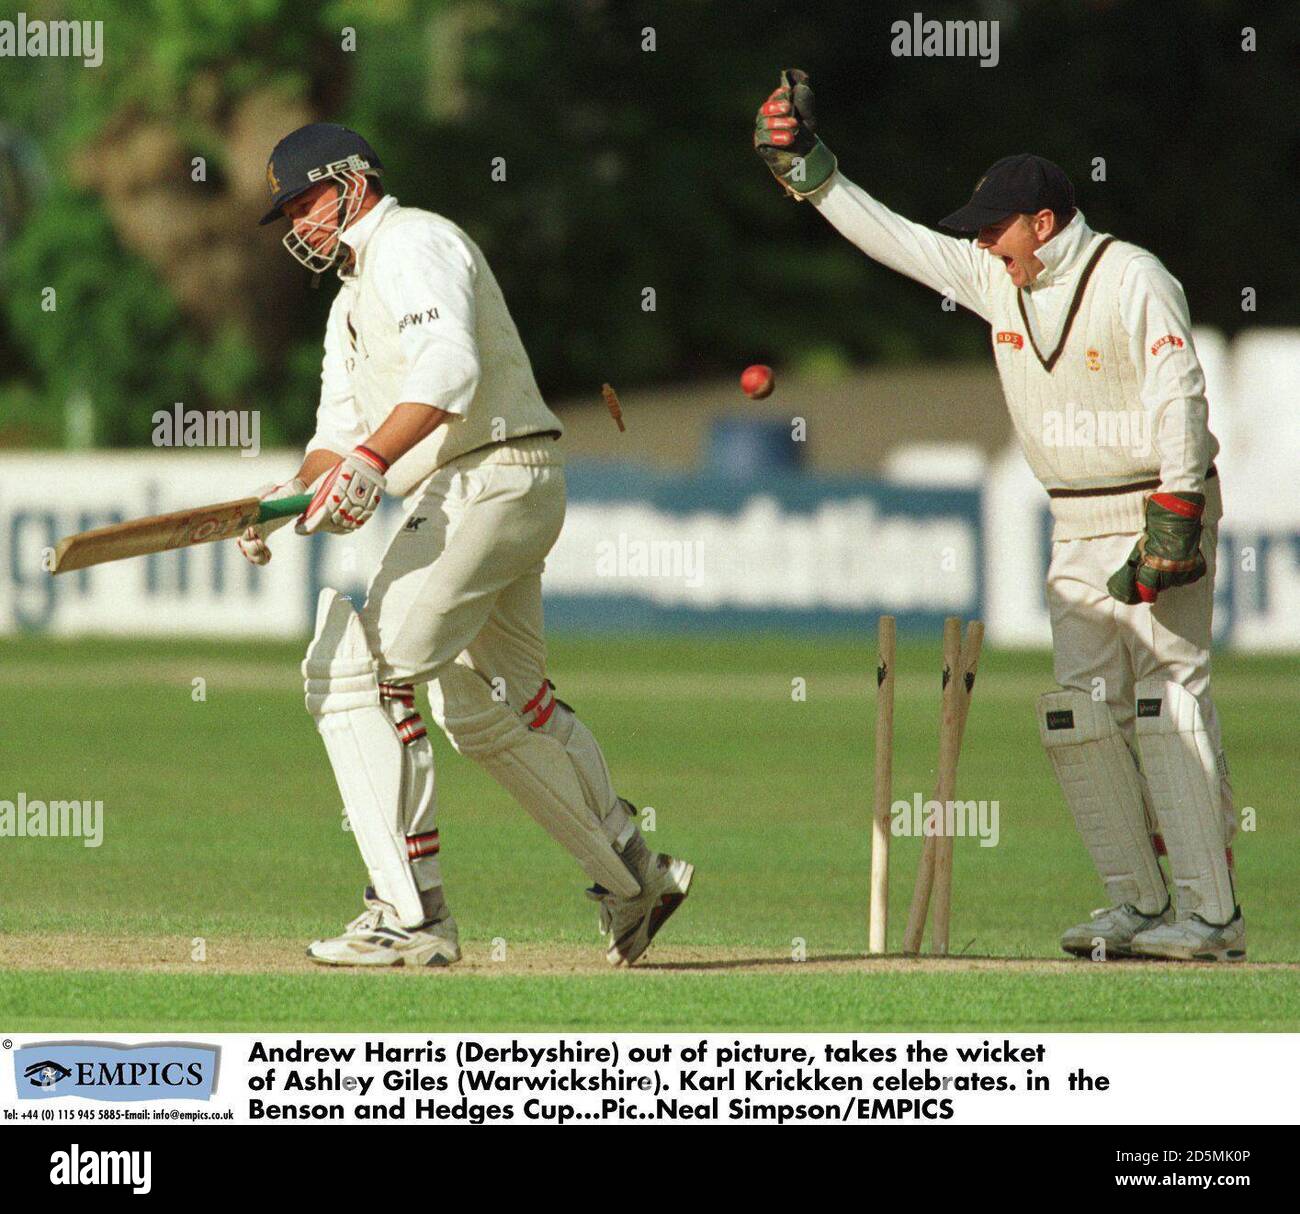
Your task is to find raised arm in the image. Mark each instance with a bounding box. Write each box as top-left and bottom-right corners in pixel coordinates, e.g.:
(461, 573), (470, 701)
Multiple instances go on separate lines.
(810, 174), (993, 319)
(753, 69), (992, 320)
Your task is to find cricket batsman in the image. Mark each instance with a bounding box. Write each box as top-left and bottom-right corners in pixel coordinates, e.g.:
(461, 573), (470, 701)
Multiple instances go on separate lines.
(755, 72), (1243, 961)
(240, 123), (693, 967)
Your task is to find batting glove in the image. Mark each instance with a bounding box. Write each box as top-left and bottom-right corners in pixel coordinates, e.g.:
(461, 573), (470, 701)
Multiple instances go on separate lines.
(1107, 491), (1207, 605)
(237, 477), (307, 566)
(754, 69), (837, 199)
(295, 446), (388, 536)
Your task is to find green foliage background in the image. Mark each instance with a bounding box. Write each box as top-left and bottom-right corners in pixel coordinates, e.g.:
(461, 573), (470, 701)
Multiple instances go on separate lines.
(0, 0), (1296, 448)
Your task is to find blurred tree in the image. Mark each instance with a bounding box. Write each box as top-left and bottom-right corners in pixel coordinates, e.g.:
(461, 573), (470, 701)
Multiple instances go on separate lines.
(0, 124), (47, 443)
(376, 0), (1299, 397)
(4, 191), (199, 445)
(0, 0), (1295, 449)
(0, 0), (380, 446)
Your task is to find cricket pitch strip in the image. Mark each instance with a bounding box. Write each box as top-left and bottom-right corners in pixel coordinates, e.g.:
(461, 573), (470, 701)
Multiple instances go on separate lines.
(1, 935), (1294, 977)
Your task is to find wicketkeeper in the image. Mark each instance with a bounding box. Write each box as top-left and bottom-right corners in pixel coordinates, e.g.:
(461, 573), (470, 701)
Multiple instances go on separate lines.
(240, 123), (693, 967)
(755, 72), (1242, 961)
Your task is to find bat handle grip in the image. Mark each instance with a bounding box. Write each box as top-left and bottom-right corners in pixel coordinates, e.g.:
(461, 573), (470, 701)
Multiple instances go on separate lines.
(256, 492), (313, 523)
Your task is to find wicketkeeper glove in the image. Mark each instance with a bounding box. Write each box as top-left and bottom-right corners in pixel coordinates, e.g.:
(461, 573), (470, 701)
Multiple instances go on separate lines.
(1106, 491), (1207, 605)
(295, 445), (388, 536)
(237, 477), (307, 566)
(753, 69), (838, 199)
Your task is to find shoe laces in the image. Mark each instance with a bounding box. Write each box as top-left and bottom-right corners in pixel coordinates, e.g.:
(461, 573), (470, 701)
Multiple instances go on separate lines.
(1089, 904), (1134, 928)
(344, 906), (385, 934)
(1091, 903), (1164, 929)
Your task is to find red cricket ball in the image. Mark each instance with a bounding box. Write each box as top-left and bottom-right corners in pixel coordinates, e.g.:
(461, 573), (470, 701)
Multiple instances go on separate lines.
(740, 364), (775, 400)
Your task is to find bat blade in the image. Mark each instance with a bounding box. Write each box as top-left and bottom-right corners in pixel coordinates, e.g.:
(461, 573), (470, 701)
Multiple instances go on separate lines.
(50, 493), (311, 574)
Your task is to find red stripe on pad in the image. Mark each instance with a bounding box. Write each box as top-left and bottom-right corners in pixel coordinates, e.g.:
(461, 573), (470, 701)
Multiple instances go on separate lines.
(397, 713), (427, 744)
(522, 682), (550, 713)
(531, 698), (556, 729)
(406, 831), (440, 860)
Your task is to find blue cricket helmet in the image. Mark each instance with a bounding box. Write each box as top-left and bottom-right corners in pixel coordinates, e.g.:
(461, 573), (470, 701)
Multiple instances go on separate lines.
(259, 123), (383, 226)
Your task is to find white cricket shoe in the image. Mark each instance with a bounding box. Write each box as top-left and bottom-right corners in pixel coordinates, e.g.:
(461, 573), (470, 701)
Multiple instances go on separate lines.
(1060, 903), (1172, 958)
(307, 887), (461, 968)
(588, 842), (695, 967)
(1130, 910), (1246, 962)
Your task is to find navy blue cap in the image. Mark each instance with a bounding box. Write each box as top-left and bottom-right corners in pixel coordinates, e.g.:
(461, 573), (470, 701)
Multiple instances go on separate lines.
(259, 123), (383, 225)
(940, 154), (1074, 233)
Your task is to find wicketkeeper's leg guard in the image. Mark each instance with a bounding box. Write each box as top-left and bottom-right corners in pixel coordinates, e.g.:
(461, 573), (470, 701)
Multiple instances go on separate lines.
(1039, 690), (1169, 913)
(1134, 680), (1238, 925)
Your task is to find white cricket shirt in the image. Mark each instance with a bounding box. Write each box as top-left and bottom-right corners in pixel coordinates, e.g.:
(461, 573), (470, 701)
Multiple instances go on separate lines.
(307, 195), (562, 495)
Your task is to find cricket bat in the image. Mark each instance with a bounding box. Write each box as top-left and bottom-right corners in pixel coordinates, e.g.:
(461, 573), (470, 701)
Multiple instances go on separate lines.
(50, 493), (313, 574)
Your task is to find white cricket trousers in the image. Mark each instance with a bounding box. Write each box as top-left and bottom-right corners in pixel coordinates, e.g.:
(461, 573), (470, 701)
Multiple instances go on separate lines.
(362, 434), (565, 700)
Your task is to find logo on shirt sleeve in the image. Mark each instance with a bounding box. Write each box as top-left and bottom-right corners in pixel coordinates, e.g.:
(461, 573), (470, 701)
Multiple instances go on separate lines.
(398, 307), (441, 335)
(1150, 333), (1185, 357)
(995, 330), (1024, 350)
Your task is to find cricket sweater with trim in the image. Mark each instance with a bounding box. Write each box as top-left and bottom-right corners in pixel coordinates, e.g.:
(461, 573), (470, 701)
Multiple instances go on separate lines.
(810, 173), (1220, 539)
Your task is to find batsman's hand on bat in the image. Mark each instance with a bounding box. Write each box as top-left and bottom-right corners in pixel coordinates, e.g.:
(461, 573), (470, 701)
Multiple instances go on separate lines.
(754, 68), (837, 199)
(1107, 491), (1207, 605)
(295, 444), (388, 536)
(237, 476), (308, 565)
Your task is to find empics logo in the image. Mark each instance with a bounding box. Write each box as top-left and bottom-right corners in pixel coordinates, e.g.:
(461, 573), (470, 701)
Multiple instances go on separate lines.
(14, 1042), (219, 1102)
(50, 1145), (151, 1196)
(24, 1060), (73, 1089)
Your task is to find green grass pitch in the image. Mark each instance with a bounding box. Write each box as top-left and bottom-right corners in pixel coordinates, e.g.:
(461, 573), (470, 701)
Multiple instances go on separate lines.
(1, 633), (1296, 1032)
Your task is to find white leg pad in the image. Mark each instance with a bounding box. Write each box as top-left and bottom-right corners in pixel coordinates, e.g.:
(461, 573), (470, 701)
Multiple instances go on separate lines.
(431, 665), (640, 897)
(303, 589), (425, 927)
(1039, 690), (1168, 911)
(1134, 680), (1237, 924)
(538, 699), (636, 850)
(378, 685), (442, 894)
